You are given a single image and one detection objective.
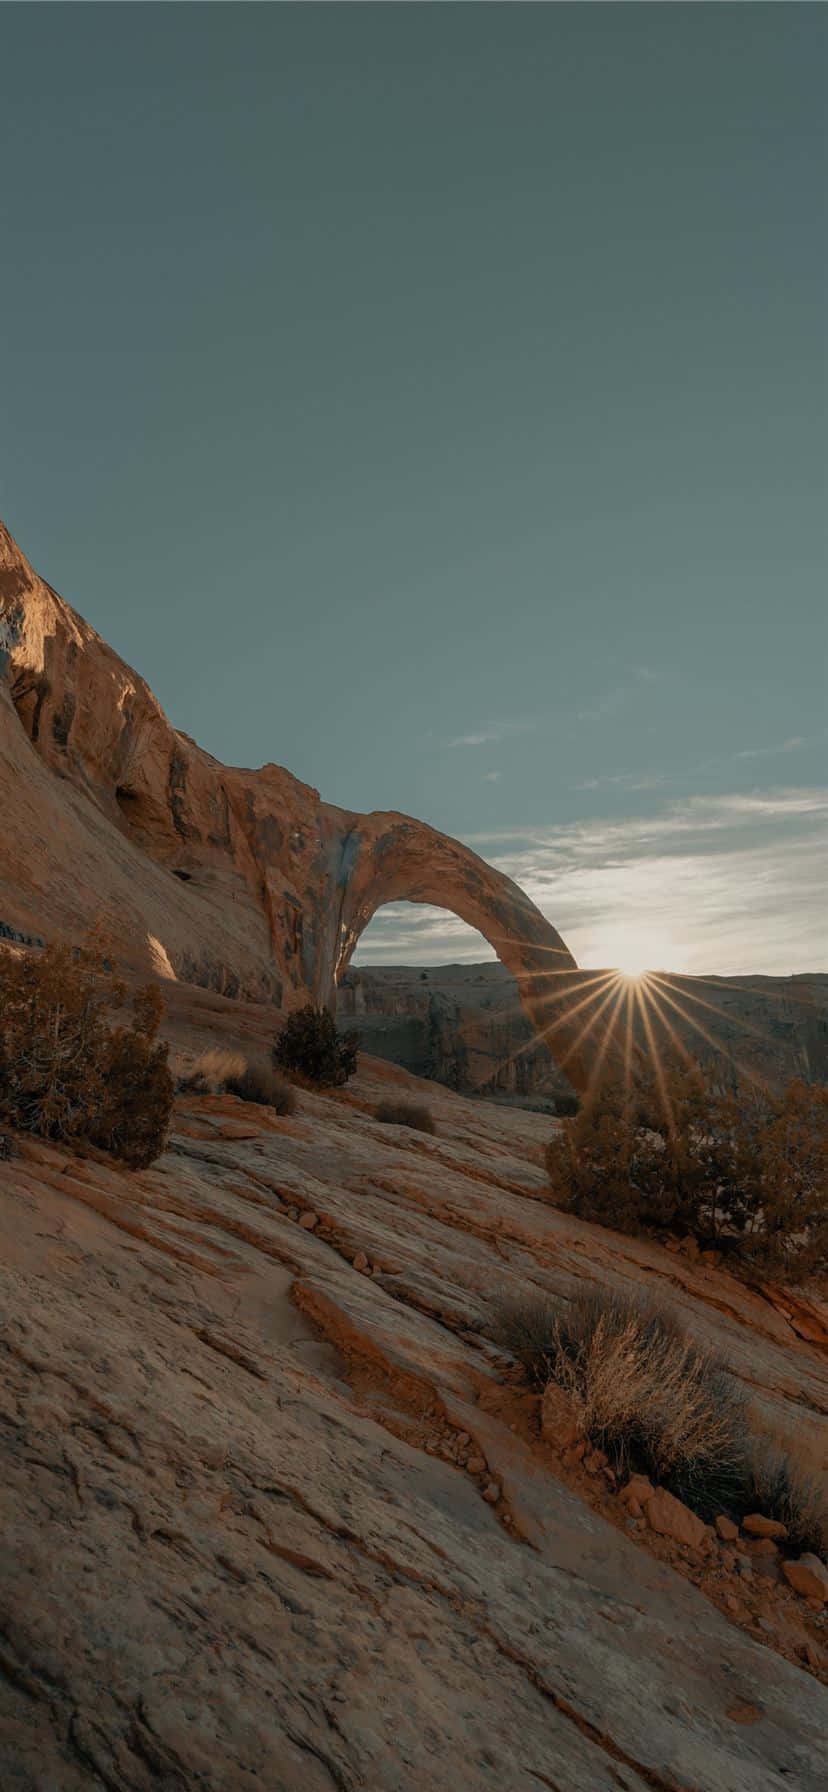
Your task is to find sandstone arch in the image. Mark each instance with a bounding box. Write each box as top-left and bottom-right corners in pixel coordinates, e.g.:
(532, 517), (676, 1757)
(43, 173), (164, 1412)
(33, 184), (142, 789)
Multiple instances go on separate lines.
(1, 517), (602, 1090)
(302, 811), (594, 1089)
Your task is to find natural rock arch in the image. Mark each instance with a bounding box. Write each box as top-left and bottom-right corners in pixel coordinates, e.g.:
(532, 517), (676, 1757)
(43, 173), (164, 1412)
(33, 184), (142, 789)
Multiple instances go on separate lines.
(299, 811), (596, 1089)
(1, 517), (603, 1090)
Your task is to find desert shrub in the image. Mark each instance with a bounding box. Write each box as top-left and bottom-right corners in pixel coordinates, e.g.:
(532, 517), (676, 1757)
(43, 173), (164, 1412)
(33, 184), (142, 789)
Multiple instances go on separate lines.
(493, 1286), (750, 1518)
(225, 1061), (296, 1115)
(0, 943), (173, 1168)
(176, 1048), (247, 1095)
(545, 1060), (828, 1277)
(273, 1005), (358, 1087)
(493, 1283), (828, 1535)
(743, 1442), (828, 1558)
(374, 1098), (435, 1134)
(175, 1049), (296, 1115)
(490, 1291), (561, 1386)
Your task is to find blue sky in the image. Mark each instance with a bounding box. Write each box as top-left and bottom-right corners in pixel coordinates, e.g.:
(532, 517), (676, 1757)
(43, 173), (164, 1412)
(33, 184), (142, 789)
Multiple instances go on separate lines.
(1, 7), (825, 973)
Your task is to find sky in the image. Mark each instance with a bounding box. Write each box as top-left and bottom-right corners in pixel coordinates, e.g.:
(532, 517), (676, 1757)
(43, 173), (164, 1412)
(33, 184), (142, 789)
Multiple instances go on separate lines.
(1, 6), (825, 976)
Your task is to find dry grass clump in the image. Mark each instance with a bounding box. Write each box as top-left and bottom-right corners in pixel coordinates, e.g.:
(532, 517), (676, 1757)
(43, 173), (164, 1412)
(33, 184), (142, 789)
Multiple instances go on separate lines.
(493, 1287), (749, 1518)
(552, 1290), (747, 1515)
(225, 1061), (296, 1115)
(490, 1291), (561, 1387)
(0, 941), (173, 1169)
(177, 1048), (247, 1094)
(745, 1442), (828, 1559)
(494, 1285), (828, 1538)
(176, 1049), (296, 1114)
(374, 1098), (436, 1134)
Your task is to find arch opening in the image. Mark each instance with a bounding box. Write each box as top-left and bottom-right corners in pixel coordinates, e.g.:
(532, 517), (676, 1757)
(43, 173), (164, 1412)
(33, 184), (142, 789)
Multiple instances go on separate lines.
(335, 899), (579, 1111)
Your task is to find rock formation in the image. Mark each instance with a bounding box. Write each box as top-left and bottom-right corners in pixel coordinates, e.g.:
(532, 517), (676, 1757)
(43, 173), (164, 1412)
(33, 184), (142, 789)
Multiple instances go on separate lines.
(3, 519), (828, 1788)
(1, 1036), (826, 1787)
(338, 963), (828, 1104)
(0, 520), (593, 1081)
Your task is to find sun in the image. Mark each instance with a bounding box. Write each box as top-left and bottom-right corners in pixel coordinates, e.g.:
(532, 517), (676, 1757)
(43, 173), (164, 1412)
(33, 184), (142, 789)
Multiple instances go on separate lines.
(616, 960), (649, 981)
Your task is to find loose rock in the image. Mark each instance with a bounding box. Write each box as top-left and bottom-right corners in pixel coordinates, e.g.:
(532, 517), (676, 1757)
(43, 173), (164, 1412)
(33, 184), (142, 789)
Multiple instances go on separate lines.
(715, 1515), (739, 1542)
(742, 1514), (787, 1540)
(782, 1555), (828, 1606)
(643, 1488), (707, 1551)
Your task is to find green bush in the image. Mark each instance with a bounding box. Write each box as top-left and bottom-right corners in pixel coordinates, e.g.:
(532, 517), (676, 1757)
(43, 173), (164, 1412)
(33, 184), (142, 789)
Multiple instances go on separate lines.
(0, 942), (173, 1169)
(374, 1098), (435, 1134)
(545, 1059), (828, 1278)
(273, 1005), (358, 1087)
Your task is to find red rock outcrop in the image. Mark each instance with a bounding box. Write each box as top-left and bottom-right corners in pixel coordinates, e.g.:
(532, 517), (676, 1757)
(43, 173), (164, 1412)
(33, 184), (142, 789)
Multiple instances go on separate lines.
(1, 520), (597, 1081)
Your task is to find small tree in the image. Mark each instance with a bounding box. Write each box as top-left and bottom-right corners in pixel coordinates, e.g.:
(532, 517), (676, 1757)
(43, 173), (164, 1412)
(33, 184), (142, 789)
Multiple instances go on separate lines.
(0, 943), (173, 1168)
(273, 1005), (358, 1087)
(546, 1057), (828, 1276)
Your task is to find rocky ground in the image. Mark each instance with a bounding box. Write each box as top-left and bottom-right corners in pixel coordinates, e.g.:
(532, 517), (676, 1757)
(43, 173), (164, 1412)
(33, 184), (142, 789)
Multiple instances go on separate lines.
(1, 1000), (827, 1790)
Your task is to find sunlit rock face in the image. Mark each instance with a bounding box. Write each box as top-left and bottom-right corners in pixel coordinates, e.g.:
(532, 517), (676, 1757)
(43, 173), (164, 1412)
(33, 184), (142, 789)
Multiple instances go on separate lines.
(0, 519), (595, 1083)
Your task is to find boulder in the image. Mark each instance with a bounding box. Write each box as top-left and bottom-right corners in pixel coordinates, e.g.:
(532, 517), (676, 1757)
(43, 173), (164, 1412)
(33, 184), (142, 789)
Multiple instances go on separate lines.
(782, 1556), (828, 1606)
(715, 1515), (739, 1542)
(643, 1488), (708, 1551)
(742, 1514), (787, 1540)
(619, 1474), (655, 1508)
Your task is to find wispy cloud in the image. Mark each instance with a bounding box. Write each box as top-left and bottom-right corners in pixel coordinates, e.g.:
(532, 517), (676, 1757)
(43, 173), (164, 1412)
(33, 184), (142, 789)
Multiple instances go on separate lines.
(443, 717), (536, 750)
(577, 665), (660, 725)
(354, 788), (828, 976)
(483, 770), (501, 783)
(735, 736), (806, 761)
(573, 770), (665, 793)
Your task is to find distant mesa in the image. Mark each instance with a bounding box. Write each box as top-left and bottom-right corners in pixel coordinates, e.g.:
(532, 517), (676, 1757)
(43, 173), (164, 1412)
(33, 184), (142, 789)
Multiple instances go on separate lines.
(337, 961), (828, 1107)
(0, 518), (599, 1087)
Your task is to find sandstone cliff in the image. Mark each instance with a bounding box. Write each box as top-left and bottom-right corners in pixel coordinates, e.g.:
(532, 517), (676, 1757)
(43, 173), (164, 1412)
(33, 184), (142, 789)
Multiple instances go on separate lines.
(0, 519), (599, 1085)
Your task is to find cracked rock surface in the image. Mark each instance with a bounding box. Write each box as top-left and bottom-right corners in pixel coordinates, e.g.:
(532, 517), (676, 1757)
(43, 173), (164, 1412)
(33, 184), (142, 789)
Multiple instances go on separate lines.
(1, 1029), (827, 1790)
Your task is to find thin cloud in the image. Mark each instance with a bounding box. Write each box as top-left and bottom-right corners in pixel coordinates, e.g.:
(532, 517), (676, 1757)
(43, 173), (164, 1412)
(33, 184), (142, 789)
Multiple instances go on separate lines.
(578, 665), (661, 725)
(483, 770), (501, 783)
(443, 718), (536, 750)
(573, 770), (665, 793)
(354, 788), (828, 976)
(735, 736), (806, 761)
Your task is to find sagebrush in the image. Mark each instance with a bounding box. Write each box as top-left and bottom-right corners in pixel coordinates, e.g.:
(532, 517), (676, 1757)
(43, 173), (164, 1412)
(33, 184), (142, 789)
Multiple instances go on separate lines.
(0, 942), (173, 1168)
(374, 1098), (435, 1134)
(545, 1059), (828, 1277)
(225, 1061), (296, 1114)
(273, 1005), (358, 1087)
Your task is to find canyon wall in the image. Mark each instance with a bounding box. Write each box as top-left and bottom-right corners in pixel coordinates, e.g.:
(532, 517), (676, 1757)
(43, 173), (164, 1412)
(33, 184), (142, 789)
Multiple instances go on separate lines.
(338, 962), (828, 1104)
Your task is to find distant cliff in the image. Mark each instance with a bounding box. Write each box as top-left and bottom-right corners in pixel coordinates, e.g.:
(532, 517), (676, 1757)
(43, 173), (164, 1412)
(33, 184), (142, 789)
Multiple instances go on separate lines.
(337, 963), (828, 1109)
